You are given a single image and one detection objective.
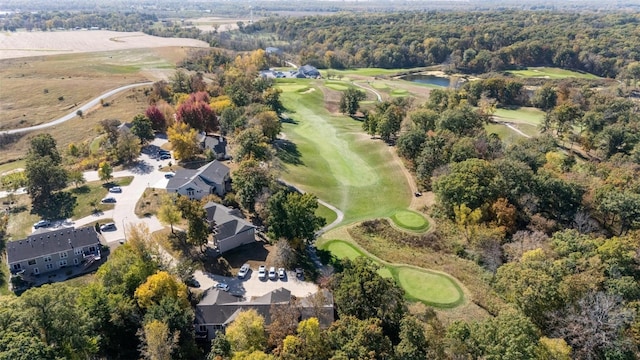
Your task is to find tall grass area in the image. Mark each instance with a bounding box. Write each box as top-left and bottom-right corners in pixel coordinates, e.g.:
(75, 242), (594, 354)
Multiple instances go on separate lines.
(278, 82), (411, 225)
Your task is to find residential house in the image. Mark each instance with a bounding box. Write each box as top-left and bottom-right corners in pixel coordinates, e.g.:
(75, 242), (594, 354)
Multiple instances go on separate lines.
(6, 226), (102, 278)
(195, 287), (334, 341)
(299, 64), (321, 78)
(166, 160), (231, 200)
(204, 202), (255, 253)
(197, 133), (228, 161)
(265, 47), (283, 56)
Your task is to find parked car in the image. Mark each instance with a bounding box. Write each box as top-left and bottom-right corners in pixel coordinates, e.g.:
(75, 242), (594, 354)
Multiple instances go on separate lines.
(268, 267), (277, 280)
(215, 283), (229, 292)
(238, 263), (250, 279)
(185, 277), (200, 288)
(164, 172), (175, 179)
(33, 220), (51, 229)
(108, 186), (122, 193)
(258, 265), (267, 280)
(295, 268), (304, 279)
(100, 222), (116, 231)
(159, 154), (171, 160)
(101, 197), (116, 203)
(278, 268), (286, 279)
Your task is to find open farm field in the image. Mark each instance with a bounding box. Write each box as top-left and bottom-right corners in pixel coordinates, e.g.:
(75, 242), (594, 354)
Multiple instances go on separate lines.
(0, 46), (192, 131)
(277, 81), (412, 224)
(0, 30), (209, 60)
(0, 85), (150, 164)
(505, 66), (601, 79)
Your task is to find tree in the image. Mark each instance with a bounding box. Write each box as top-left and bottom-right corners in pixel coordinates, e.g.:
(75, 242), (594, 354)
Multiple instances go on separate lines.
(25, 134), (68, 215)
(134, 271), (189, 310)
(327, 316), (393, 360)
(138, 320), (179, 360)
(233, 127), (272, 162)
(268, 303), (301, 353)
(233, 159), (272, 212)
(170, 69), (192, 94)
(98, 161), (113, 183)
(332, 258), (406, 340)
(409, 108), (439, 132)
(271, 239), (297, 269)
(146, 105), (167, 132)
(532, 85), (558, 111)
(537, 337), (572, 360)
(176, 92), (218, 132)
(68, 169), (86, 188)
(396, 130), (426, 164)
(339, 87), (366, 116)
(115, 131), (142, 164)
(225, 309), (267, 353)
(96, 241), (159, 296)
(267, 191), (326, 248)
(395, 315), (428, 360)
(167, 122), (199, 161)
(250, 110), (281, 141)
(131, 114), (155, 143)
(263, 87), (284, 114)
(207, 332), (231, 360)
(158, 195), (181, 234)
(281, 317), (328, 360)
(187, 207), (209, 252)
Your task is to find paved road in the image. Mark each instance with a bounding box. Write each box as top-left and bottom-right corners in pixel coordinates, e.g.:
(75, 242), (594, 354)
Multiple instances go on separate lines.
(1, 82), (153, 135)
(72, 137), (172, 244)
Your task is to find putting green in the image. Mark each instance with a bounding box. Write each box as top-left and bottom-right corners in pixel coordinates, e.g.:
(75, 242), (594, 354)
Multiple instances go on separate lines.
(505, 67), (600, 80)
(321, 239), (464, 308)
(394, 266), (464, 307)
(390, 210), (429, 232)
(324, 82), (350, 91)
(391, 89), (409, 96)
(277, 83), (411, 224)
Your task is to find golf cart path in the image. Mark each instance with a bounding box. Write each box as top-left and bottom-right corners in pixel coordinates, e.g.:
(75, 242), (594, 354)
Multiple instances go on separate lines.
(352, 81), (382, 102)
(1, 81), (153, 135)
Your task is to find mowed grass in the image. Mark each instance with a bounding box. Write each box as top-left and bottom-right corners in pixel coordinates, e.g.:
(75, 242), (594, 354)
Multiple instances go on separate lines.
(390, 210), (429, 232)
(324, 81), (350, 91)
(278, 82), (411, 224)
(316, 203), (338, 226)
(505, 67), (600, 79)
(0, 159), (26, 175)
(494, 107), (545, 126)
(321, 239), (464, 307)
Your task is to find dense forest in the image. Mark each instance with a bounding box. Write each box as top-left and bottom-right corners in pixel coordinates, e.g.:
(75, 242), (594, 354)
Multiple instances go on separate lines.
(241, 11), (640, 78)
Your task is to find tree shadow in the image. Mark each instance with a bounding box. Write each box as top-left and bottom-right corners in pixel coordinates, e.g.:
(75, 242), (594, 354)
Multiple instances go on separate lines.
(32, 191), (77, 219)
(72, 185), (91, 194)
(279, 114), (298, 124)
(273, 139), (303, 165)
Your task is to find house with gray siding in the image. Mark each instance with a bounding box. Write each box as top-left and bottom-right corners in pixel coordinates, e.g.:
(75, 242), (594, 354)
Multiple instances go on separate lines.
(166, 160), (231, 200)
(6, 226), (101, 278)
(204, 202), (256, 253)
(195, 287), (334, 341)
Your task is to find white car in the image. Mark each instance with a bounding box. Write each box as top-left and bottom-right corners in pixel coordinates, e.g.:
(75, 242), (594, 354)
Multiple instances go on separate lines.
(278, 268), (286, 279)
(268, 267), (277, 280)
(33, 219), (51, 229)
(215, 283), (229, 292)
(258, 265), (267, 280)
(238, 263), (250, 279)
(100, 222), (116, 231)
(108, 186), (122, 193)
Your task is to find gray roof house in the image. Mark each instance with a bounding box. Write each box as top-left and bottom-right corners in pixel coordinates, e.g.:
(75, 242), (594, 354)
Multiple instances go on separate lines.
(299, 64), (321, 78)
(197, 133), (228, 161)
(204, 202), (256, 253)
(6, 226), (102, 285)
(195, 287), (334, 341)
(166, 160), (231, 200)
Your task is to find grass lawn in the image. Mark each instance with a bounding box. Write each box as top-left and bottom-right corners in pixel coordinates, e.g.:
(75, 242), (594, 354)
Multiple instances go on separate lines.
(135, 188), (168, 218)
(324, 82), (350, 91)
(390, 210), (429, 232)
(320, 239), (464, 308)
(0, 159), (26, 175)
(391, 89), (409, 97)
(392, 266), (464, 308)
(505, 67), (600, 80)
(277, 83), (411, 225)
(71, 176), (132, 219)
(370, 81), (390, 90)
(494, 107), (545, 126)
(316, 203), (338, 226)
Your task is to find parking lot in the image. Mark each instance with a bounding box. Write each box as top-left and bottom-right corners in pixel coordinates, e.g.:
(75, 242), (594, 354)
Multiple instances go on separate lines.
(193, 267), (319, 300)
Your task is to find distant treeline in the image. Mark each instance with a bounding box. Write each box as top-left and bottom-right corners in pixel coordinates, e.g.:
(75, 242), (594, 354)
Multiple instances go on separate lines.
(239, 11), (640, 78)
(0, 11), (157, 32)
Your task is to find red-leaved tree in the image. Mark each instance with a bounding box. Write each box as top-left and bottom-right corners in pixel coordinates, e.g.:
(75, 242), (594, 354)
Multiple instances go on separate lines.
(175, 92), (218, 132)
(146, 105), (167, 132)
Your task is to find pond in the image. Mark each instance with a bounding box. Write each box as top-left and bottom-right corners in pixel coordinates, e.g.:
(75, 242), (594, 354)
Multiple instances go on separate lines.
(402, 74), (454, 87)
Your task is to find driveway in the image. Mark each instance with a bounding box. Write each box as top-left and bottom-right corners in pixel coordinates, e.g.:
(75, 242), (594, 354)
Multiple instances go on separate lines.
(72, 137), (173, 244)
(193, 268), (319, 301)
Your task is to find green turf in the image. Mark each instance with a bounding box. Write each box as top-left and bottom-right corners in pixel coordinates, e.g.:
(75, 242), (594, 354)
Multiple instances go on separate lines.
(278, 84), (411, 225)
(391, 89), (409, 97)
(370, 81), (389, 90)
(390, 210), (430, 232)
(316, 203), (338, 226)
(320, 239), (464, 308)
(392, 266), (464, 308)
(0, 159), (26, 175)
(494, 107), (545, 126)
(505, 67), (600, 79)
(324, 81), (350, 91)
